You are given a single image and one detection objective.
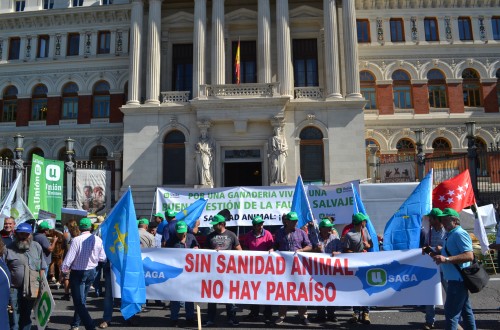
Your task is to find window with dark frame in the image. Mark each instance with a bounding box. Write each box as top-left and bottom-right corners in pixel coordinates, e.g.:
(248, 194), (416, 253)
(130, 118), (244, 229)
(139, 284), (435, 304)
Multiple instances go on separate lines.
(424, 17), (439, 41)
(357, 19), (371, 43)
(458, 17), (473, 41)
(172, 44), (193, 99)
(15, 1), (26, 12)
(231, 40), (257, 84)
(390, 18), (405, 42)
(427, 69), (448, 108)
(8, 38), (21, 60)
(43, 0), (54, 9)
(360, 71), (377, 110)
(293, 39), (318, 87)
(38, 35), (50, 58)
(31, 84), (48, 121)
(93, 81), (110, 118)
(432, 138), (452, 156)
(492, 16), (500, 40)
(462, 68), (481, 107)
(97, 31), (111, 54)
(2, 86), (18, 122)
(392, 70), (412, 109)
(299, 127), (324, 183)
(67, 33), (80, 56)
(62, 82), (79, 119)
(496, 69), (500, 108)
(163, 130), (186, 185)
(73, 0), (84, 7)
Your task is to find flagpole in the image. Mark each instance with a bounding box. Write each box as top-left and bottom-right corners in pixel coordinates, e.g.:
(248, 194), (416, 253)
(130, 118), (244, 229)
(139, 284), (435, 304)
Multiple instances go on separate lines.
(150, 189), (157, 220)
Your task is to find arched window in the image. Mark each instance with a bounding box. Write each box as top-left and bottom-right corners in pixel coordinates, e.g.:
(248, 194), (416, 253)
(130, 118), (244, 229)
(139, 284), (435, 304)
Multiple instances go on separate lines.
(427, 69), (448, 108)
(432, 138), (452, 156)
(90, 146), (108, 166)
(462, 69), (481, 107)
(163, 130), (186, 185)
(93, 81), (110, 118)
(31, 84), (48, 121)
(2, 85), (18, 122)
(360, 71), (377, 110)
(300, 127), (324, 183)
(396, 138), (415, 156)
(28, 148), (44, 163)
(0, 149), (14, 160)
(392, 70), (412, 109)
(62, 82), (79, 119)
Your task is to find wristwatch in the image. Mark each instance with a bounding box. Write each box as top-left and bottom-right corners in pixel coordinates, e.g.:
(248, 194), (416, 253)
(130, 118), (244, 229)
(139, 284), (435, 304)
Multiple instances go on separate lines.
(445, 257), (450, 263)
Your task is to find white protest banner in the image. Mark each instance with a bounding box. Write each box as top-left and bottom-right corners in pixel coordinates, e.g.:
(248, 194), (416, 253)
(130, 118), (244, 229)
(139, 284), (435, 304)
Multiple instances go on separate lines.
(34, 276), (55, 330)
(112, 249), (442, 306)
(156, 181), (358, 227)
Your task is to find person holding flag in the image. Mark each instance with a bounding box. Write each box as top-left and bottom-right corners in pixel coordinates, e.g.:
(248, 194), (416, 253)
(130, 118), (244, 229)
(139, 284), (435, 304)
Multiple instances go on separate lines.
(343, 213), (372, 325)
(161, 199), (204, 246)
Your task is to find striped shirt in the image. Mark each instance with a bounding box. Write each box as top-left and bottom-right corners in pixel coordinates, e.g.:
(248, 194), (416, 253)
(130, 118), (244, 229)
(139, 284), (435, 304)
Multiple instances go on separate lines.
(62, 231), (106, 272)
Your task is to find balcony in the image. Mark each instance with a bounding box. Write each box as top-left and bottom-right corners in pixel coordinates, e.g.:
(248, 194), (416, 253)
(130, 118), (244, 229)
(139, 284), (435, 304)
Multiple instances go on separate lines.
(161, 91), (191, 104)
(294, 87), (324, 100)
(200, 83), (279, 99)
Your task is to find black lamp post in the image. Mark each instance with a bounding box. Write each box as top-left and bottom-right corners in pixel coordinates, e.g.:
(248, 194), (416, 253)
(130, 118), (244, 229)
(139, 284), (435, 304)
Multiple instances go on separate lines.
(65, 138), (75, 208)
(12, 134), (24, 199)
(413, 129), (425, 181)
(465, 121), (479, 199)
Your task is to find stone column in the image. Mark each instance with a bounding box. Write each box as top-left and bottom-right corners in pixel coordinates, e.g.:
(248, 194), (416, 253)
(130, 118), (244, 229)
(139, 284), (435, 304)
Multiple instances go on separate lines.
(342, 0), (362, 98)
(323, 0), (342, 98)
(211, 0), (225, 85)
(258, 0), (271, 83)
(193, 0), (207, 98)
(368, 144), (379, 183)
(145, 0), (162, 105)
(127, 0), (144, 105)
(276, 0), (294, 97)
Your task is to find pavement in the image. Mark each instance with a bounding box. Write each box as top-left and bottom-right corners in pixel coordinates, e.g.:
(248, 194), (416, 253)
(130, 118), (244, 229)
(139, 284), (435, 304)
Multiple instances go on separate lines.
(42, 276), (500, 330)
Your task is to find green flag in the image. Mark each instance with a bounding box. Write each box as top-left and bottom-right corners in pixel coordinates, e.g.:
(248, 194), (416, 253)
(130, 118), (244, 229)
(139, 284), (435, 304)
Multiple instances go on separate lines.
(28, 155), (64, 220)
(44, 158), (64, 220)
(29, 154), (47, 219)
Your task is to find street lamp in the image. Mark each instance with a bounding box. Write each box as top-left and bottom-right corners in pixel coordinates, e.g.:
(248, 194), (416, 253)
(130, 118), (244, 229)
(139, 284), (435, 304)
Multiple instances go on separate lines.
(413, 129), (425, 181)
(12, 134), (24, 200)
(65, 138), (75, 208)
(465, 121), (479, 199)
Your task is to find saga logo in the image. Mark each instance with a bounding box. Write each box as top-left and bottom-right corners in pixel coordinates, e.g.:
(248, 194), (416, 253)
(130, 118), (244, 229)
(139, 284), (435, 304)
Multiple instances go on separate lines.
(145, 271), (165, 279)
(46, 164), (61, 181)
(367, 268), (419, 286)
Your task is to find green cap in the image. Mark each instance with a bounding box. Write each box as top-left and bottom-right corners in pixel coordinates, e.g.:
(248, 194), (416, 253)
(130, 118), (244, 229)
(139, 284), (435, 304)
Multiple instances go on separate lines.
(165, 209), (176, 218)
(319, 218), (333, 228)
(252, 216), (264, 225)
(154, 212), (164, 219)
(176, 221), (188, 234)
(138, 218), (149, 225)
(439, 208), (460, 219)
(79, 218), (92, 230)
(426, 208), (443, 217)
(38, 221), (51, 231)
(286, 211), (299, 221)
(210, 214), (226, 225)
(352, 212), (368, 225)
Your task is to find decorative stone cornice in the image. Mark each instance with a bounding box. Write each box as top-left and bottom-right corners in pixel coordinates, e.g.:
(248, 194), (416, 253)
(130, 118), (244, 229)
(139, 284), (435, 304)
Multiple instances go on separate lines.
(355, 0), (500, 10)
(0, 5), (130, 32)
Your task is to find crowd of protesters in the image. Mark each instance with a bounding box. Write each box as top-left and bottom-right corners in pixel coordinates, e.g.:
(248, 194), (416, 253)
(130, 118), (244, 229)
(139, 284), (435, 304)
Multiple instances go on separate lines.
(0, 203), (496, 330)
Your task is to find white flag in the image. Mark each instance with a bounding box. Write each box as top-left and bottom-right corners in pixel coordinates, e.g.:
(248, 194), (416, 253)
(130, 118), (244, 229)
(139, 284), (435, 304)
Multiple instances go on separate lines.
(0, 176), (34, 226)
(473, 206), (490, 255)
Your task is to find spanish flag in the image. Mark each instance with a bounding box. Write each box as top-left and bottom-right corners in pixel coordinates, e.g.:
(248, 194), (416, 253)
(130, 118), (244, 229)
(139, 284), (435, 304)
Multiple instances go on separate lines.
(235, 39), (241, 84)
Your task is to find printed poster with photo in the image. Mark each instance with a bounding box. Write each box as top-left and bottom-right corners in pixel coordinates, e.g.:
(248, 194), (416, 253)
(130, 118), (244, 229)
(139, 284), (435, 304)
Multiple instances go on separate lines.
(76, 169), (106, 214)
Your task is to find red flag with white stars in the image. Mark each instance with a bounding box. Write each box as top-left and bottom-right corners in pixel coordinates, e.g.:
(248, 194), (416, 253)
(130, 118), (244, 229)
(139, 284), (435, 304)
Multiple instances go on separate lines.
(432, 170), (476, 212)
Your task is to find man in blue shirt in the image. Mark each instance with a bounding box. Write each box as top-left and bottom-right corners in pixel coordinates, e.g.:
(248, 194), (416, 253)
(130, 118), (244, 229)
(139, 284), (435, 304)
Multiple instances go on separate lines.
(431, 208), (476, 330)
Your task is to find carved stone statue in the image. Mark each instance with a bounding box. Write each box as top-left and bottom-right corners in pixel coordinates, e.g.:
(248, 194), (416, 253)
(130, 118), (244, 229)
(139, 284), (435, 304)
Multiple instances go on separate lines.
(269, 126), (287, 184)
(195, 127), (215, 187)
